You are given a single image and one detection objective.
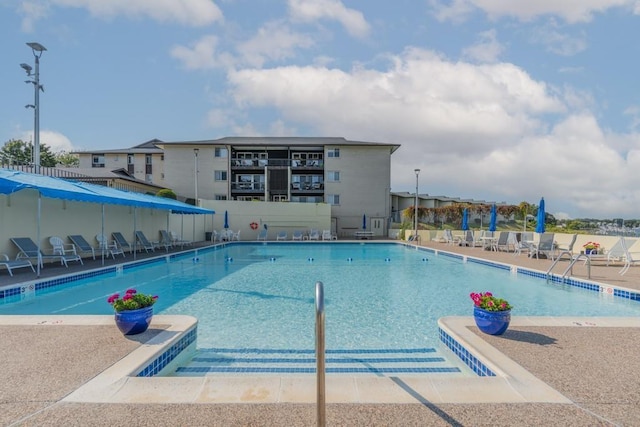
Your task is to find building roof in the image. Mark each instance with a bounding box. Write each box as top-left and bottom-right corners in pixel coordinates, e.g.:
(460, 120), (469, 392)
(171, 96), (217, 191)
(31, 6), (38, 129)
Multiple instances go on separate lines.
(157, 136), (401, 153)
(72, 139), (164, 154)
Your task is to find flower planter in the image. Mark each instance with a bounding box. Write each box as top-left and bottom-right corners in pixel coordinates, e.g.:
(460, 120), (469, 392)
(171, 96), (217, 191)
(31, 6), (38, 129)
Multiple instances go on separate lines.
(114, 306), (154, 335)
(473, 307), (511, 335)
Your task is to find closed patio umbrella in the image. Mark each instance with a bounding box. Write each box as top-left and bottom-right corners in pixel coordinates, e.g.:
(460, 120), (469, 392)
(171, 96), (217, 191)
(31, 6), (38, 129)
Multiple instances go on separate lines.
(461, 208), (469, 231)
(224, 210), (229, 229)
(489, 204), (497, 232)
(536, 197), (546, 233)
(362, 214), (367, 230)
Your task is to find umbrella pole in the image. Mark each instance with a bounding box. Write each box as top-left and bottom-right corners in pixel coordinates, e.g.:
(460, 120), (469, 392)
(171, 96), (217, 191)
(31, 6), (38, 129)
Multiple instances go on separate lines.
(101, 204), (105, 266)
(133, 207), (137, 260)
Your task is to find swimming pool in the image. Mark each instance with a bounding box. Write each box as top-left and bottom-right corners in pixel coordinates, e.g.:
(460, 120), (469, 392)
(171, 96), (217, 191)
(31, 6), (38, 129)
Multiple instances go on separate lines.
(2, 242), (639, 375)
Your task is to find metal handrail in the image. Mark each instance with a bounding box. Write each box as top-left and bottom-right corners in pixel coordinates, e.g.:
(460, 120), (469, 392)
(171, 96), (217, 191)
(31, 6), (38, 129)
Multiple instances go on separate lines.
(315, 281), (326, 427)
(546, 251), (592, 280)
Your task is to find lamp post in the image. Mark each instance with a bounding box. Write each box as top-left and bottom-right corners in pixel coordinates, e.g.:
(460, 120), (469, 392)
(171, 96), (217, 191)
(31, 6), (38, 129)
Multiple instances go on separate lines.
(193, 148), (199, 205)
(21, 42), (46, 174)
(414, 168), (420, 241)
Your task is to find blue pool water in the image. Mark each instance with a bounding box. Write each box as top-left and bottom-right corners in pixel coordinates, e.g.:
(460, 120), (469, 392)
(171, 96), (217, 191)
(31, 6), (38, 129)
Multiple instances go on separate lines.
(2, 243), (639, 353)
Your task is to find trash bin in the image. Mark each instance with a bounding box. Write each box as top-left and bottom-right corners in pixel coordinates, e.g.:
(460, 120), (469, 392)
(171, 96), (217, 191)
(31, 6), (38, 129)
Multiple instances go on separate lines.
(205, 232), (212, 241)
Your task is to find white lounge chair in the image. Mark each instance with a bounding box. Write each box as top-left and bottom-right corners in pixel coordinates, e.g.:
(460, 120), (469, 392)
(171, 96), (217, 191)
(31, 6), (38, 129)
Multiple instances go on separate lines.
(307, 229), (320, 240)
(292, 230), (303, 241)
(170, 231), (192, 247)
(10, 237), (80, 268)
(276, 231), (288, 241)
(619, 238), (640, 275)
(96, 234), (125, 259)
(322, 230), (332, 241)
(0, 253), (35, 276)
(49, 236), (84, 266)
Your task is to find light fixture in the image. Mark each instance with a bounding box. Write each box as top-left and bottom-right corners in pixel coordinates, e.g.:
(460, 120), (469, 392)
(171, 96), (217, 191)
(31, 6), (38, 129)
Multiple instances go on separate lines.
(21, 42), (47, 173)
(193, 148), (200, 205)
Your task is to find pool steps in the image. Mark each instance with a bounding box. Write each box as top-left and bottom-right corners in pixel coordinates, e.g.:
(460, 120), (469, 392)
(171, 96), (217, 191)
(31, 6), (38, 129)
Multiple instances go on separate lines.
(172, 347), (462, 375)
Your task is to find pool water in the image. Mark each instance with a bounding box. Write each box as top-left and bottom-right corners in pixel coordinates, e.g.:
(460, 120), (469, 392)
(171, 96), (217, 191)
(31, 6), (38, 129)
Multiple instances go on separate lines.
(2, 243), (639, 353)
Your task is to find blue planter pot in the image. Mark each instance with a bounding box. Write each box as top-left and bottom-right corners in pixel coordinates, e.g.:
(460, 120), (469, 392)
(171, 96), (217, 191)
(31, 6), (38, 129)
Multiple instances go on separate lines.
(114, 306), (153, 335)
(473, 307), (511, 335)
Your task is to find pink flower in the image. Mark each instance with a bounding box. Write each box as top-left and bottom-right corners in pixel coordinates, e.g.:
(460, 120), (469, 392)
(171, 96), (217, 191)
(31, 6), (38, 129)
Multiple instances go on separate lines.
(107, 294), (119, 304)
(125, 288), (137, 295)
(122, 294), (132, 301)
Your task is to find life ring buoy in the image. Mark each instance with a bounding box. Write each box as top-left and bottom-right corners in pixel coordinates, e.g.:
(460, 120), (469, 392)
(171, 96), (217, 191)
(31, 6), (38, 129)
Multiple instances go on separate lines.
(250, 222), (259, 230)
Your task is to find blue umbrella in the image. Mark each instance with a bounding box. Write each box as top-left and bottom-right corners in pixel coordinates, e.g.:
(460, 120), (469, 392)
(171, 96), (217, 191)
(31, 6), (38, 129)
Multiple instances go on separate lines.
(536, 197), (546, 233)
(489, 204), (497, 232)
(362, 214), (367, 230)
(223, 210), (229, 229)
(461, 208), (469, 231)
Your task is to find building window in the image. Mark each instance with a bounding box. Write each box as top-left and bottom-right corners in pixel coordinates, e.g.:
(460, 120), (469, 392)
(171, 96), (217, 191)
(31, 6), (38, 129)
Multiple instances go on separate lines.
(127, 154), (134, 165)
(327, 148), (340, 158)
(214, 170), (227, 181)
(145, 154), (152, 165)
(326, 194), (340, 205)
(92, 155), (105, 168)
(215, 194), (227, 200)
(326, 171), (340, 182)
(160, 154), (165, 161)
(215, 147), (228, 158)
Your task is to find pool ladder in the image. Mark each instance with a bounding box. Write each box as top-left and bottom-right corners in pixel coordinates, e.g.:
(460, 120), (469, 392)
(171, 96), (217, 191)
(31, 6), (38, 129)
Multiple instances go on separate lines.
(546, 250), (592, 281)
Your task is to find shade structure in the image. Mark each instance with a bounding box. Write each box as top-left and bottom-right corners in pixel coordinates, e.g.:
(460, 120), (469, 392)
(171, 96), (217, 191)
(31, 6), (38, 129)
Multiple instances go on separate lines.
(0, 169), (214, 274)
(0, 169), (214, 215)
(362, 214), (367, 230)
(461, 208), (469, 231)
(489, 204), (497, 232)
(224, 210), (229, 229)
(536, 197), (546, 233)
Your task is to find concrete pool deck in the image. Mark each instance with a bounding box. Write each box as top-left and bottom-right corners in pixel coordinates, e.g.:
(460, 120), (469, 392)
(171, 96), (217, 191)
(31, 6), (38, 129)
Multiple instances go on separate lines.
(1, 240), (640, 425)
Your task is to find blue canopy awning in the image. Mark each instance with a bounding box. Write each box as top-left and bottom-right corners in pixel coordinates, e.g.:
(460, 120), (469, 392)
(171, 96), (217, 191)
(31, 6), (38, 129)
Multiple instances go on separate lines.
(0, 169), (214, 215)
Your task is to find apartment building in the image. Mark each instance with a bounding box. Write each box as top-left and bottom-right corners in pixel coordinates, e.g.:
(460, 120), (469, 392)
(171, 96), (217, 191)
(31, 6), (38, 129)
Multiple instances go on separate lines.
(75, 139), (165, 185)
(76, 137), (400, 237)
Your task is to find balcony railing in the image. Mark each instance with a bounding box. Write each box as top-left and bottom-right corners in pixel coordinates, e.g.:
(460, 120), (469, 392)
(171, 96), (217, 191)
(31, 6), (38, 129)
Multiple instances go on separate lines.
(231, 182), (266, 192)
(231, 159), (324, 168)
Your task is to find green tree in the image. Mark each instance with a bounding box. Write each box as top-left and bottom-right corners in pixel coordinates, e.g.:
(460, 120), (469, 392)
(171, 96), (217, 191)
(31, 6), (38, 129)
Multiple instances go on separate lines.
(156, 188), (177, 199)
(0, 139), (56, 167)
(55, 151), (79, 167)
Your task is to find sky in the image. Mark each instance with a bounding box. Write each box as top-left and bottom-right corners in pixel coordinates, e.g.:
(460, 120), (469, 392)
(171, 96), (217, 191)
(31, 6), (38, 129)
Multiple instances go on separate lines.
(2, 0), (640, 220)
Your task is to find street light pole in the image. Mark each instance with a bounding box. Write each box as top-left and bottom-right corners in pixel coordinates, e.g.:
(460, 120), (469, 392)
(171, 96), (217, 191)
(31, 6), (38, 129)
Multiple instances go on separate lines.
(414, 168), (420, 241)
(193, 148), (199, 206)
(21, 42), (46, 174)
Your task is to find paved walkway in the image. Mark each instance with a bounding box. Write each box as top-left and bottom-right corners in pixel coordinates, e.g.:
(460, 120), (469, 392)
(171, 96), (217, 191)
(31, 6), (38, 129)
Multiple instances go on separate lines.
(1, 240), (639, 426)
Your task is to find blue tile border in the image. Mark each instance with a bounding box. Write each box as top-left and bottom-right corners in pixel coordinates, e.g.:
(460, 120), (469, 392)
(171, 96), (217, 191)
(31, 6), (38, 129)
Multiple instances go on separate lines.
(439, 327), (496, 377)
(136, 326), (198, 377)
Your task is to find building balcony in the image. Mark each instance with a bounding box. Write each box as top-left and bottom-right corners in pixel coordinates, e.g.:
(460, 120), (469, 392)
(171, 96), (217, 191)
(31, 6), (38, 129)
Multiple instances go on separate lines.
(231, 159), (323, 169)
(231, 182), (265, 192)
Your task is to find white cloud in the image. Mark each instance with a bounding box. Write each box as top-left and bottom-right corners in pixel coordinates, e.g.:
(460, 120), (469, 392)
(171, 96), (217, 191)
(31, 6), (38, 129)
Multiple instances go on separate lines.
(222, 46), (640, 217)
(21, 0), (223, 28)
(20, 130), (75, 153)
(18, 1), (50, 32)
(170, 35), (221, 70)
(237, 22), (314, 68)
(288, 0), (370, 38)
(530, 22), (588, 56)
(431, 0), (632, 24)
(462, 29), (505, 63)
